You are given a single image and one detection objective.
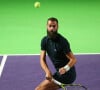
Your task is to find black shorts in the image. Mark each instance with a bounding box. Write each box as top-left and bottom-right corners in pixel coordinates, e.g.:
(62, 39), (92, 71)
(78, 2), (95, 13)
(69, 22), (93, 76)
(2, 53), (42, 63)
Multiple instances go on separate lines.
(53, 67), (76, 84)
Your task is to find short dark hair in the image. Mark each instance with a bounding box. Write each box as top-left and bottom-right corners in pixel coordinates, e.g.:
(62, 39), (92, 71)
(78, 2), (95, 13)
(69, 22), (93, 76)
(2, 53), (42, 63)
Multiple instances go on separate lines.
(47, 17), (58, 24)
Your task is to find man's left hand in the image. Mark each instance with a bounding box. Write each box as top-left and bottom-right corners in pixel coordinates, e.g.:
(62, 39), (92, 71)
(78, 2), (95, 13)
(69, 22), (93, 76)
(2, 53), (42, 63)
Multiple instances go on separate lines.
(59, 67), (66, 75)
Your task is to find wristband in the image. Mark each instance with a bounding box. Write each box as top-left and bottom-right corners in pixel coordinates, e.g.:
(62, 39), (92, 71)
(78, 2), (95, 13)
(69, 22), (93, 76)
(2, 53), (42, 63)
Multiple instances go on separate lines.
(63, 65), (70, 71)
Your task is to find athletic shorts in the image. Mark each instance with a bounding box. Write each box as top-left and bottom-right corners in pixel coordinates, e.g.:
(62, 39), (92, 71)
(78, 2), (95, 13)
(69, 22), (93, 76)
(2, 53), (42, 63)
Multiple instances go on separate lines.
(53, 67), (76, 84)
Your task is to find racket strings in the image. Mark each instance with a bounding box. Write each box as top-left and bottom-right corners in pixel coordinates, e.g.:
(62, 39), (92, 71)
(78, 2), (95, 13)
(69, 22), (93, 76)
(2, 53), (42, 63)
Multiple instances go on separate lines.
(66, 86), (86, 90)
(60, 84), (87, 90)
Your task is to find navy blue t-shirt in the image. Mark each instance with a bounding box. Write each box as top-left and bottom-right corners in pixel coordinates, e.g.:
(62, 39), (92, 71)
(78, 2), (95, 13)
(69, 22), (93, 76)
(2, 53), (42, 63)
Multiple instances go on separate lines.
(41, 34), (71, 69)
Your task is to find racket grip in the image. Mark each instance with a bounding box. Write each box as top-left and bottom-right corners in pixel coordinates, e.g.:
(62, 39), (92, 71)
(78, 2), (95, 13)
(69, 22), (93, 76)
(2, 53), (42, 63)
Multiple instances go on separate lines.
(52, 78), (62, 86)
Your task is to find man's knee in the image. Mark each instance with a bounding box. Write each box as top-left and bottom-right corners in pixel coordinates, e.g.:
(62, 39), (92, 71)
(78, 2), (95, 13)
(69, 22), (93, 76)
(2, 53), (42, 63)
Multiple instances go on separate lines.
(34, 80), (59, 90)
(35, 80), (48, 90)
(34, 86), (38, 90)
(35, 86), (41, 90)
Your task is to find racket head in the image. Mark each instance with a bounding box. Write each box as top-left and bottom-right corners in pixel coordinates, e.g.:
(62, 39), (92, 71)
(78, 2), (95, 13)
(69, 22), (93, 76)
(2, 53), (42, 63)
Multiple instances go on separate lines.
(52, 79), (87, 90)
(63, 84), (87, 90)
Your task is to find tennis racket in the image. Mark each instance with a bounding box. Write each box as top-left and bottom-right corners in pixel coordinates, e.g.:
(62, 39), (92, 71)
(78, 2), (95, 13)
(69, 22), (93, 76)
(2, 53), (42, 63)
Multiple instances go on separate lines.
(52, 78), (87, 90)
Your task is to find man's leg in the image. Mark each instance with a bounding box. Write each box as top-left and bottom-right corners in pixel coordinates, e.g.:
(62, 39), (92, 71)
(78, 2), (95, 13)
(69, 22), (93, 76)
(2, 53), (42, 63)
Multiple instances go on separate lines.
(35, 79), (60, 90)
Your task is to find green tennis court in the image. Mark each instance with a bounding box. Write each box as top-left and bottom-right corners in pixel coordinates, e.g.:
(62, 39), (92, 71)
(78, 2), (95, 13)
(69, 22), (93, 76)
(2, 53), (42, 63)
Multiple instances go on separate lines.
(0, 0), (100, 54)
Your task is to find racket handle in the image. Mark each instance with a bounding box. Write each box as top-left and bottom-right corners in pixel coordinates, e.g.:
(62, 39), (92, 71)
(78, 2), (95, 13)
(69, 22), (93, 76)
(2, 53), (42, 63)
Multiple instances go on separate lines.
(52, 78), (62, 86)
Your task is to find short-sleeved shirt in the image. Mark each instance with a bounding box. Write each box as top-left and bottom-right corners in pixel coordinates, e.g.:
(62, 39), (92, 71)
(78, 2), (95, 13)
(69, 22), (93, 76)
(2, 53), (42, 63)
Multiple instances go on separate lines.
(41, 33), (72, 69)
(41, 33), (76, 84)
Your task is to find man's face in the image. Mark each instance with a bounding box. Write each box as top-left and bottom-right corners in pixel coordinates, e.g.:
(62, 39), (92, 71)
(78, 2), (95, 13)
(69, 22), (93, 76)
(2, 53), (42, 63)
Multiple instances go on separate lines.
(47, 20), (58, 38)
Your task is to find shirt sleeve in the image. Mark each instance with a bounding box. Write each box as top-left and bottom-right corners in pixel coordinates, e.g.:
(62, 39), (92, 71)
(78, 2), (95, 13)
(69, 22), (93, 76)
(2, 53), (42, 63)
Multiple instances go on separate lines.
(41, 37), (47, 51)
(62, 38), (71, 54)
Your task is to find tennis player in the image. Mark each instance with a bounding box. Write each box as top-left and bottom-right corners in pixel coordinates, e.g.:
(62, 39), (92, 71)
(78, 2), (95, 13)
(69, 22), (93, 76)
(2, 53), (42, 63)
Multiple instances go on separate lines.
(35, 17), (77, 90)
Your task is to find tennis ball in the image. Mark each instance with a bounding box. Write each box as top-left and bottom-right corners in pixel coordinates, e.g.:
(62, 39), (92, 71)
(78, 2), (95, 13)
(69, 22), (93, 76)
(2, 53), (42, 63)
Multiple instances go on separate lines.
(34, 2), (40, 8)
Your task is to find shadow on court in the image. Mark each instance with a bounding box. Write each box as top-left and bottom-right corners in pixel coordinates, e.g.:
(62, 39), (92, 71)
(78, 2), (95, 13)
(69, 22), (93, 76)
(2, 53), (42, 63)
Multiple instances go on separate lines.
(0, 54), (100, 90)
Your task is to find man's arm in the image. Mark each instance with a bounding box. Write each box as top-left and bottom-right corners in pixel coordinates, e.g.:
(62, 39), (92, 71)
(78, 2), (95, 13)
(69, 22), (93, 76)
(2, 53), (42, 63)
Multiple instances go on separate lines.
(59, 52), (77, 74)
(65, 52), (77, 67)
(40, 50), (52, 80)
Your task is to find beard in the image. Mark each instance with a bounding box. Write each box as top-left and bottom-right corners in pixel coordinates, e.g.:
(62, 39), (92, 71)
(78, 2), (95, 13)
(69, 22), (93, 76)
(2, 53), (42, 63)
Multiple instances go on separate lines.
(47, 29), (58, 40)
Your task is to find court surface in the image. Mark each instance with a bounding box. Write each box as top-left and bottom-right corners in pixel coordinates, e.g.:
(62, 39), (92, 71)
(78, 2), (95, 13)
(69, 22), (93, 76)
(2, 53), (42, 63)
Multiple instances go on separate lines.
(0, 54), (100, 90)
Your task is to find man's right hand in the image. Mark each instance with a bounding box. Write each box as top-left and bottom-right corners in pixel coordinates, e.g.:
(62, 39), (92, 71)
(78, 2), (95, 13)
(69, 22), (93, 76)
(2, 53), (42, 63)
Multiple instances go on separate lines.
(45, 71), (52, 81)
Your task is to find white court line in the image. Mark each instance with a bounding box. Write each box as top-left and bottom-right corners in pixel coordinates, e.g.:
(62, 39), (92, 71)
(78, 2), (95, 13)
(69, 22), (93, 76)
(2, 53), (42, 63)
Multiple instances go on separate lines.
(0, 54), (40, 56)
(0, 55), (7, 78)
(0, 53), (100, 56)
